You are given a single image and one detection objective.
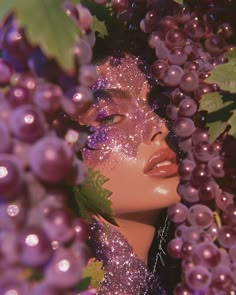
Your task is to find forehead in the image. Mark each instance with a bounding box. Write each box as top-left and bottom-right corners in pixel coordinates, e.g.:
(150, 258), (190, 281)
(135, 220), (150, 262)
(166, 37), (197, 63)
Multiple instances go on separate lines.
(92, 55), (151, 100)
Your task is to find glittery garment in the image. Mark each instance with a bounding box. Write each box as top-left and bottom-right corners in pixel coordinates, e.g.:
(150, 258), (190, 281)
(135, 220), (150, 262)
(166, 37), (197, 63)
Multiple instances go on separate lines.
(89, 221), (166, 295)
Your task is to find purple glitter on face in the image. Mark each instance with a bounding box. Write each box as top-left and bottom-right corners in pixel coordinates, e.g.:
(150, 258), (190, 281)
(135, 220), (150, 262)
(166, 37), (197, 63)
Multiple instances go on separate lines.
(86, 126), (109, 150)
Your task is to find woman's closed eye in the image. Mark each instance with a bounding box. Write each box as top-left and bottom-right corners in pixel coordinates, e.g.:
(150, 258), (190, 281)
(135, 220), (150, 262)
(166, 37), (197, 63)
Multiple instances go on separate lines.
(96, 114), (124, 125)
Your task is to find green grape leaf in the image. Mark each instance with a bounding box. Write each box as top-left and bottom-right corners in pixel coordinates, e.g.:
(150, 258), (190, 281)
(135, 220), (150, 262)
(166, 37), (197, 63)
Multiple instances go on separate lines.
(206, 49), (236, 93)
(199, 92), (232, 113)
(7, 0), (80, 72)
(73, 168), (117, 225)
(228, 110), (236, 137)
(206, 121), (227, 143)
(82, 258), (104, 289)
(0, 0), (17, 21)
(91, 15), (108, 39)
(76, 277), (91, 292)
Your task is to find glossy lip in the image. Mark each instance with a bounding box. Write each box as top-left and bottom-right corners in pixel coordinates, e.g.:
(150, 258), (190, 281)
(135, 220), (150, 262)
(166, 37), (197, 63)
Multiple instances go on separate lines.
(144, 148), (178, 177)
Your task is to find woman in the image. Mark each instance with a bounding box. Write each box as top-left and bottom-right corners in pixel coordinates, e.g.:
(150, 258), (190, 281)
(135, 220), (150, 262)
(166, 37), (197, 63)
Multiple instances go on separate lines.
(79, 52), (180, 294)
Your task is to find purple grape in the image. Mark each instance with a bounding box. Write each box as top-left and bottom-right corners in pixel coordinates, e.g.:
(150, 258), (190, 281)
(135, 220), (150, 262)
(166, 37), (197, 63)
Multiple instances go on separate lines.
(187, 204), (213, 229)
(9, 105), (46, 142)
(167, 203), (189, 223)
(173, 6), (191, 24)
(198, 179), (217, 201)
(0, 121), (12, 153)
(223, 204), (236, 226)
(212, 265), (233, 290)
(34, 82), (62, 113)
(73, 218), (90, 242)
(0, 275), (31, 295)
(155, 41), (170, 60)
(178, 137), (192, 152)
(74, 39), (92, 65)
(178, 98), (197, 117)
(29, 136), (73, 183)
(167, 238), (183, 259)
(0, 154), (23, 200)
(158, 16), (179, 38)
(42, 207), (74, 243)
(182, 226), (202, 243)
(32, 283), (64, 295)
(7, 85), (31, 108)
(165, 29), (186, 48)
(79, 64), (98, 87)
(184, 17), (206, 41)
(45, 248), (85, 288)
(215, 191), (234, 211)
(178, 159), (196, 182)
(208, 156), (225, 178)
(185, 265), (212, 291)
(111, 0), (129, 14)
(168, 47), (187, 66)
(191, 164), (211, 187)
(166, 103), (178, 120)
(16, 72), (37, 92)
(184, 61), (200, 72)
(151, 59), (168, 80)
(148, 31), (162, 49)
(217, 22), (233, 39)
(0, 58), (13, 85)
(20, 226), (53, 267)
(179, 71), (199, 93)
(177, 182), (199, 203)
(218, 226), (236, 248)
(193, 141), (214, 162)
(205, 34), (226, 56)
(170, 88), (191, 105)
(195, 83), (215, 99)
(173, 117), (195, 138)
(76, 4), (93, 32)
(192, 128), (209, 145)
(192, 242), (221, 268)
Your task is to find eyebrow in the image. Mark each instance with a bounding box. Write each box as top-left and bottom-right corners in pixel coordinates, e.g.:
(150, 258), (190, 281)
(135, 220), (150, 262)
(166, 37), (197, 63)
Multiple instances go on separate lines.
(93, 88), (132, 103)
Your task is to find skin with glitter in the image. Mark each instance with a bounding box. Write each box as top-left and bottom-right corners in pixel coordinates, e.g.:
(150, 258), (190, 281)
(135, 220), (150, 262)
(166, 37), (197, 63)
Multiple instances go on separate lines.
(79, 55), (179, 214)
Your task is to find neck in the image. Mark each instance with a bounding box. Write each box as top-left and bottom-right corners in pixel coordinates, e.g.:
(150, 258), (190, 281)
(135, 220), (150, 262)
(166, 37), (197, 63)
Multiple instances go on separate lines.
(115, 210), (159, 263)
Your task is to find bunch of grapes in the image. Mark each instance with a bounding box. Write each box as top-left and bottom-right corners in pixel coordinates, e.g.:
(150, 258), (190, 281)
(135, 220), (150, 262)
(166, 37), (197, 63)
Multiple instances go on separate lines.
(111, 0), (236, 293)
(0, 2), (99, 294)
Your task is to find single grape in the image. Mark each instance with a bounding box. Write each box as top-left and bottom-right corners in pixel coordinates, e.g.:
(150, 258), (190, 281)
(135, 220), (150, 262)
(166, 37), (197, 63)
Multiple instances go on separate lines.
(158, 16), (179, 38)
(191, 164), (211, 188)
(20, 226), (53, 267)
(0, 275), (31, 295)
(167, 238), (183, 259)
(111, 0), (129, 14)
(170, 88), (191, 105)
(184, 61), (200, 72)
(178, 98), (197, 117)
(193, 141), (214, 162)
(0, 154), (23, 200)
(16, 72), (37, 92)
(223, 204), (236, 226)
(168, 47), (187, 66)
(181, 241), (194, 258)
(217, 22), (233, 39)
(29, 136), (73, 183)
(195, 83), (215, 99)
(148, 31), (162, 49)
(208, 156), (225, 178)
(168, 203), (189, 224)
(192, 242), (221, 268)
(76, 4), (93, 31)
(41, 207), (75, 243)
(155, 41), (170, 60)
(173, 117), (195, 138)
(198, 179), (217, 201)
(165, 29), (186, 48)
(45, 248), (85, 288)
(182, 226), (203, 243)
(7, 85), (31, 108)
(173, 283), (192, 295)
(218, 226), (236, 248)
(188, 204), (213, 229)
(178, 137), (192, 153)
(177, 182), (199, 203)
(166, 103), (178, 120)
(163, 65), (184, 87)
(151, 59), (168, 80)
(34, 82), (62, 113)
(184, 17), (206, 41)
(179, 71), (199, 93)
(185, 265), (212, 291)
(9, 104), (46, 142)
(173, 6), (191, 24)
(0, 229), (20, 266)
(212, 265), (233, 290)
(192, 128), (209, 145)
(204, 34), (226, 56)
(178, 159), (196, 182)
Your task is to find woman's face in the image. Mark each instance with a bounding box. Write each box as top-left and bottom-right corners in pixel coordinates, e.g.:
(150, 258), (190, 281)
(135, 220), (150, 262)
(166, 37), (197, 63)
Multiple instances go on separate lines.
(79, 88), (180, 214)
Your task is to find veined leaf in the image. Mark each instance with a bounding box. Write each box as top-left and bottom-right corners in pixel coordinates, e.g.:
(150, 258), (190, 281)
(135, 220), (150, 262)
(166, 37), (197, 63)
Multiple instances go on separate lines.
(206, 62), (236, 93)
(206, 121), (227, 143)
(82, 259), (104, 289)
(73, 168), (117, 225)
(199, 92), (232, 113)
(5, 0), (80, 72)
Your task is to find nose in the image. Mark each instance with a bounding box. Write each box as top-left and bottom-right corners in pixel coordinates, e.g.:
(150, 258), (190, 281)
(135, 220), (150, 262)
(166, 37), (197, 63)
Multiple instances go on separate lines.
(146, 120), (168, 144)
